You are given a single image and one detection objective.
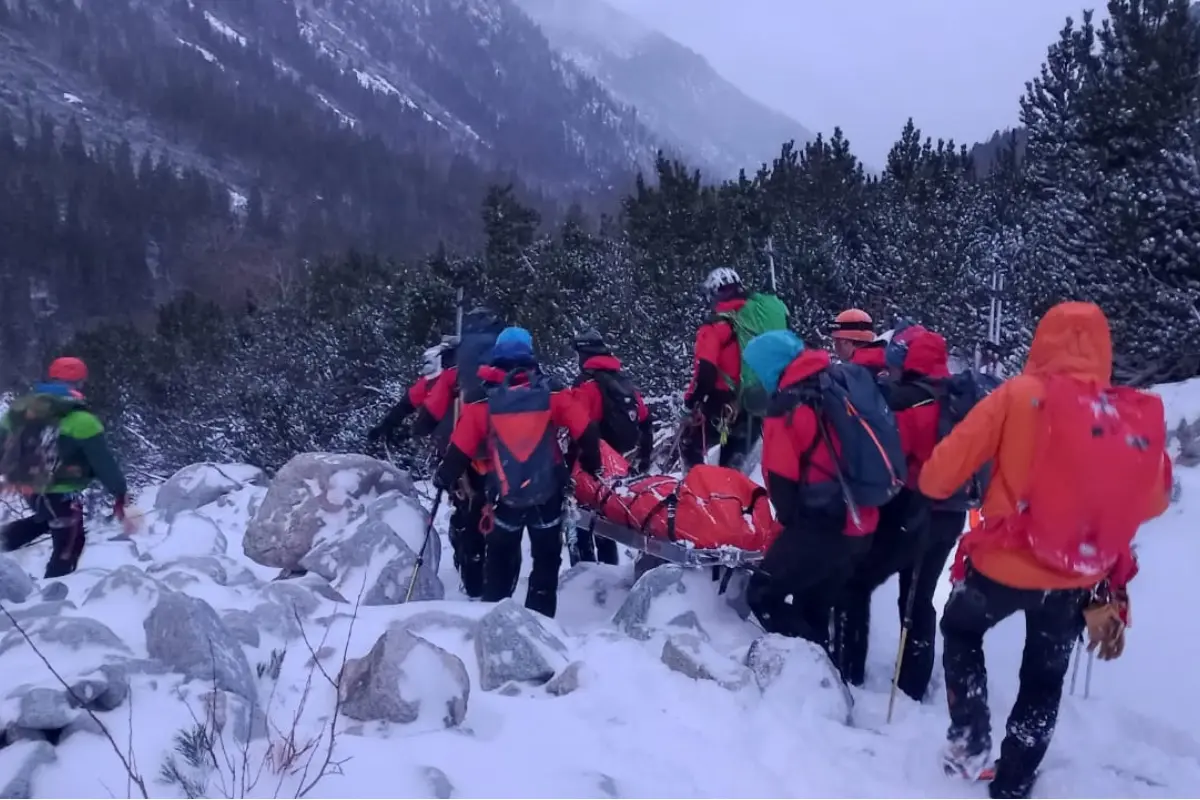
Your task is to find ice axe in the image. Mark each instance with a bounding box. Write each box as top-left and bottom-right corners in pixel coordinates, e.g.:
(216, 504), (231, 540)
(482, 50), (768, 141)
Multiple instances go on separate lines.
(405, 488), (443, 603)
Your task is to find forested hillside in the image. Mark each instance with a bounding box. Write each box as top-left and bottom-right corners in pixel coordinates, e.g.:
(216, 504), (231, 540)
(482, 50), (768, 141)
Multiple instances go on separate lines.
(14, 0), (1200, 482)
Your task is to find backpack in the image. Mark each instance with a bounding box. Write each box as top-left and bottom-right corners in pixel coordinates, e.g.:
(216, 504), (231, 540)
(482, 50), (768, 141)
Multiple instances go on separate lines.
(484, 369), (561, 509)
(585, 369), (641, 455)
(786, 362), (907, 512)
(715, 292), (790, 406)
(0, 394), (79, 493)
(912, 370), (1002, 511)
(1022, 376), (1166, 580)
(456, 309), (504, 403)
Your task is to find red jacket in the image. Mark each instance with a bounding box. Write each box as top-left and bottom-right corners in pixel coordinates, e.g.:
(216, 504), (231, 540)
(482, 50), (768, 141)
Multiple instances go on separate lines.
(415, 367), (458, 425)
(435, 365), (601, 489)
(573, 355), (649, 424)
(851, 342), (888, 372)
(686, 298), (745, 409)
(890, 331), (951, 490)
(761, 349), (881, 536)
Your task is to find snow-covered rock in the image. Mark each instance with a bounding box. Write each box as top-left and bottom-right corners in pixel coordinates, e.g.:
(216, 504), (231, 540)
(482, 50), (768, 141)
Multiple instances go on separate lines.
(39, 582), (68, 602)
(143, 591), (255, 700)
(340, 626), (469, 729)
(243, 452), (414, 569)
(745, 634), (853, 726)
(611, 564), (692, 640)
(0, 555), (33, 603)
(544, 660), (585, 696)
(299, 490), (442, 604)
(474, 599), (569, 691)
(82, 564), (166, 609)
(661, 632), (752, 691)
(0, 740), (55, 798)
(154, 462), (264, 522)
(145, 510), (229, 561)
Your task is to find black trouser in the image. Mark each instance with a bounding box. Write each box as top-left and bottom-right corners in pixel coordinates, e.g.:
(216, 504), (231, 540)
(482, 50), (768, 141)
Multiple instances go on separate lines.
(941, 564), (1088, 799)
(484, 494), (565, 618)
(836, 498), (965, 697)
(680, 409), (762, 472)
(747, 512), (872, 651)
(0, 493), (86, 579)
(448, 470), (487, 598)
(570, 521), (618, 566)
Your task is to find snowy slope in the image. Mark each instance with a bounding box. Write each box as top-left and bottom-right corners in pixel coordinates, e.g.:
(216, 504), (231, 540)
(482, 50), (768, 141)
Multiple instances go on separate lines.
(0, 381), (1198, 797)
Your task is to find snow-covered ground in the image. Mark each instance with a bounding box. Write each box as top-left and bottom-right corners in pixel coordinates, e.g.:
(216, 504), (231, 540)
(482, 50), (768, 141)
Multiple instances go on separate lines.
(0, 383), (1197, 798)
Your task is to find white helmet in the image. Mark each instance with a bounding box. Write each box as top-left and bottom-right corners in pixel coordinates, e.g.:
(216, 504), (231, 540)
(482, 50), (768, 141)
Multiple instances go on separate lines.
(420, 345), (443, 378)
(703, 267), (742, 294)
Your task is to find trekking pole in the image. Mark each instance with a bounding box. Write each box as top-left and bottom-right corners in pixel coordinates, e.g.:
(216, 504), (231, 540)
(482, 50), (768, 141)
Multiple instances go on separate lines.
(1069, 635), (1083, 695)
(887, 523), (930, 724)
(405, 489), (444, 603)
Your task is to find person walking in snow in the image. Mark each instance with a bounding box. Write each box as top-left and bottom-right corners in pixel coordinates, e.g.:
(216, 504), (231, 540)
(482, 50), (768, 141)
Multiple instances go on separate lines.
(567, 328), (652, 566)
(916, 301), (1171, 798)
(835, 327), (968, 699)
(433, 327), (602, 618)
(680, 267), (782, 471)
(830, 308), (888, 375)
(0, 357), (129, 579)
(367, 335), (459, 449)
(737, 330), (881, 650)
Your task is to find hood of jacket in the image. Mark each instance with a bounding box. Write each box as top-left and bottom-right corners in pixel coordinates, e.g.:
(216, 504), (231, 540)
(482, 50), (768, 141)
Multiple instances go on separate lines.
(743, 330), (806, 395)
(713, 297), (747, 315)
(778, 348), (833, 389)
(903, 330), (951, 379)
(1024, 301), (1112, 385)
(581, 354), (623, 372)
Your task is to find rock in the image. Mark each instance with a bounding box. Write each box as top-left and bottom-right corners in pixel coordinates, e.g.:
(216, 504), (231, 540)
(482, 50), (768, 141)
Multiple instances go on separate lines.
(557, 562), (629, 616)
(39, 582), (68, 602)
(67, 664), (130, 712)
(402, 609), (478, 637)
(299, 491), (442, 604)
(155, 462), (264, 522)
(611, 565), (691, 640)
(243, 453), (414, 570)
(666, 610), (709, 640)
(497, 682), (523, 697)
(144, 591), (256, 701)
(474, 599), (569, 691)
(0, 601), (76, 634)
(660, 633), (752, 691)
(597, 773), (620, 798)
(15, 688), (76, 730)
(420, 765), (454, 799)
(721, 570), (754, 621)
(261, 579), (324, 619)
(0, 615), (129, 658)
(251, 601), (302, 641)
(0, 740), (56, 798)
(82, 564), (165, 608)
(221, 609), (261, 648)
(745, 634), (853, 726)
(147, 511), (229, 561)
(0, 556), (33, 603)
(545, 661), (585, 697)
(340, 627), (469, 730)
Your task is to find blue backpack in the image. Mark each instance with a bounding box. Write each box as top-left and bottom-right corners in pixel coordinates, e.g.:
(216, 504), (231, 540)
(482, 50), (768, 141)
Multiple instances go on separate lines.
(911, 370), (1001, 511)
(786, 362), (907, 514)
(485, 368), (561, 508)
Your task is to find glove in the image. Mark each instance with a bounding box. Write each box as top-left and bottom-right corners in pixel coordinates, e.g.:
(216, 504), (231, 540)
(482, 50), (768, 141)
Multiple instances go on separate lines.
(1084, 593), (1128, 661)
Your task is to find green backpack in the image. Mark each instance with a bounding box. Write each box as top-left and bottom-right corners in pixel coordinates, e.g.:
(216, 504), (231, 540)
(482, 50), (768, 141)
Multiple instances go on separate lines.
(715, 292), (790, 410)
(0, 394), (80, 493)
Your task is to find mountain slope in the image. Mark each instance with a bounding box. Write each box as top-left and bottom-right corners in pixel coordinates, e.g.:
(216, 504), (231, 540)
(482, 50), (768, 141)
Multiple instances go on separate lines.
(516, 0), (813, 178)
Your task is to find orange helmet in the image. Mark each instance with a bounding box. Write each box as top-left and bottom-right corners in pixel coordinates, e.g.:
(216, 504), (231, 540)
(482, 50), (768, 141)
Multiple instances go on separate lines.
(831, 309), (876, 343)
(48, 356), (88, 383)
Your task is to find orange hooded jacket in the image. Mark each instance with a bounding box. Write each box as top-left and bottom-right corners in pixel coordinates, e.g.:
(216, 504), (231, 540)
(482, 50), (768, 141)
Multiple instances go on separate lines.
(918, 302), (1171, 591)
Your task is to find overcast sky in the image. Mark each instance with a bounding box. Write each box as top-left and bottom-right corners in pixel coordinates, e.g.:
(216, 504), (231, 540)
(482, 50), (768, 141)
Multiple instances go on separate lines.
(607, 0), (1109, 166)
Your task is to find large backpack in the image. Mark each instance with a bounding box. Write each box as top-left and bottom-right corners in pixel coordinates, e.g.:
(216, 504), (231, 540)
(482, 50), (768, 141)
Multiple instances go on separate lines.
(0, 394), (80, 493)
(456, 308), (504, 403)
(787, 362), (907, 513)
(485, 369), (561, 509)
(911, 370), (1002, 511)
(582, 369), (640, 455)
(715, 292), (790, 407)
(1022, 376), (1166, 581)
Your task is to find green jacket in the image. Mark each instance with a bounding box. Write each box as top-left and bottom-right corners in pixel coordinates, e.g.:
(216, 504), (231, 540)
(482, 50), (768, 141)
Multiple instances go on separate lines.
(0, 388), (127, 497)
